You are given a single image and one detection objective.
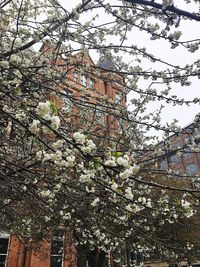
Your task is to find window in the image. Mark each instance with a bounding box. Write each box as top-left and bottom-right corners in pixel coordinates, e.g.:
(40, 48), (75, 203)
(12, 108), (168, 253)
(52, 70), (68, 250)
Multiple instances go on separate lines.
(170, 154), (181, 165)
(95, 109), (104, 121)
(115, 92), (122, 105)
(183, 147), (192, 160)
(80, 74), (87, 87)
(186, 164), (198, 176)
(62, 93), (73, 112)
(73, 70), (78, 82)
(126, 250), (146, 265)
(160, 159), (168, 170)
(171, 142), (181, 150)
(89, 78), (95, 89)
(77, 249), (109, 267)
(50, 230), (64, 267)
(0, 233), (9, 267)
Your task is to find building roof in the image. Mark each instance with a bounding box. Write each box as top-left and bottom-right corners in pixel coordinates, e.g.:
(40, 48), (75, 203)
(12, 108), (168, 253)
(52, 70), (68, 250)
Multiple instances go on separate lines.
(98, 57), (118, 71)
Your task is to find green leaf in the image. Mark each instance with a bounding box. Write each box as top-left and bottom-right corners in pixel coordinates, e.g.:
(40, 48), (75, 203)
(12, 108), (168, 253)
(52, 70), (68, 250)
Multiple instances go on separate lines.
(14, 87), (22, 95)
(111, 151), (123, 158)
(50, 100), (59, 115)
(93, 157), (101, 167)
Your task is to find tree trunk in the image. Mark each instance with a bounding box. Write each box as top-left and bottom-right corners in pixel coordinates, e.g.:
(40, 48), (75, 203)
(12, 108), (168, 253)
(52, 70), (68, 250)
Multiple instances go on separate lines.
(87, 249), (98, 267)
(87, 249), (106, 267)
(98, 250), (106, 267)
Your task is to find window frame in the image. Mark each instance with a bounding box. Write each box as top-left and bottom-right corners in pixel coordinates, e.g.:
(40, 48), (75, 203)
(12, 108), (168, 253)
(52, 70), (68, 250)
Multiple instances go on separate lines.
(89, 78), (95, 90)
(183, 147), (192, 160)
(80, 74), (88, 87)
(62, 92), (73, 113)
(170, 154), (181, 165)
(73, 70), (78, 83)
(95, 109), (104, 121)
(160, 159), (168, 170)
(50, 230), (65, 267)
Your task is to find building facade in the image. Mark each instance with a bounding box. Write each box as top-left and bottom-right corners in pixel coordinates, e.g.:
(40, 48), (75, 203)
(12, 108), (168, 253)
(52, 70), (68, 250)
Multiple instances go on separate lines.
(2, 41), (199, 267)
(159, 120), (200, 187)
(0, 42), (126, 267)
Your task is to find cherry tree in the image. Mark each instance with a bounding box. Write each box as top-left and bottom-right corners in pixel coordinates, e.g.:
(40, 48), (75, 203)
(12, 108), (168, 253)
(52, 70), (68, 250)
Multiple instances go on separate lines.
(0, 0), (200, 266)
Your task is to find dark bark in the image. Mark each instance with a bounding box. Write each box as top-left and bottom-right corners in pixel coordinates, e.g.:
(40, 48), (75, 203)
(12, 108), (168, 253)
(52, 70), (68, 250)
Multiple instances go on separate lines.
(87, 249), (98, 267)
(123, 0), (200, 21)
(87, 249), (106, 267)
(98, 250), (106, 267)
(1, 0), (92, 58)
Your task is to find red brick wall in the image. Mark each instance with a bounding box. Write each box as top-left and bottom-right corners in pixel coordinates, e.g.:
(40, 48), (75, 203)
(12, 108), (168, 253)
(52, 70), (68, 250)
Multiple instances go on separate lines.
(5, 45), (126, 267)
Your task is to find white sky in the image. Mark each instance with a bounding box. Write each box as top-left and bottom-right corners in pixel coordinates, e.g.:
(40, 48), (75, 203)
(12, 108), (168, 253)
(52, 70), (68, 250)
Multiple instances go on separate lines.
(58, 0), (200, 130)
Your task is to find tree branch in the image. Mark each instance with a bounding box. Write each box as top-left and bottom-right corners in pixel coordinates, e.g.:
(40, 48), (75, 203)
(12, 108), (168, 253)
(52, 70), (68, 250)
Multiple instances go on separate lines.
(123, 0), (200, 21)
(1, 0), (92, 58)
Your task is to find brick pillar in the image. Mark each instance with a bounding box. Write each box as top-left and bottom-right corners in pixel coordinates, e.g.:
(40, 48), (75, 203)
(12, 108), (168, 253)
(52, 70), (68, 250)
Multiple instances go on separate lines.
(28, 240), (50, 267)
(104, 81), (115, 134)
(6, 236), (24, 267)
(64, 231), (77, 267)
(105, 81), (113, 99)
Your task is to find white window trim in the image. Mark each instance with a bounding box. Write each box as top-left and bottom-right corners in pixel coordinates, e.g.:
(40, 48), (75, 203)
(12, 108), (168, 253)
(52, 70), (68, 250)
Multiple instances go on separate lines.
(89, 78), (95, 89)
(80, 74), (87, 87)
(0, 233), (10, 239)
(115, 92), (122, 105)
(73, 70), (78, 82)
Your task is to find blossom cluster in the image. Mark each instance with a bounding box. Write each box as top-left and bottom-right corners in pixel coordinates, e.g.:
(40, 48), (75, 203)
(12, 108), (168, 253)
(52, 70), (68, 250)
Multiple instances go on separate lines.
(29, 101), (61, 135)
(73, 132), (96, 154)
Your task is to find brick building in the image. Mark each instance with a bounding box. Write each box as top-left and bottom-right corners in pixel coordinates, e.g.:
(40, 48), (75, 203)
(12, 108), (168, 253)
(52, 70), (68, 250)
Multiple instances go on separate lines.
(0, 43), (126, 267)
(2, 41), (199, 267)
(159, 120), (200, 186)
(143, 118), (200, 267)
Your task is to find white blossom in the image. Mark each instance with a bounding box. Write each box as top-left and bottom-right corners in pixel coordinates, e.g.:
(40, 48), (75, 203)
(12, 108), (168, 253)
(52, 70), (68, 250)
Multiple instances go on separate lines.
(0, 60), (9, 68)
(63, 213), (71, 220)
(80, 174), (92, 183)
(36, 151), (43, 159)
(119, 166), (136, 180)
(50, 115), (60, 130)
(125, 187), (133, 200)
(52, 139), (64, 149)
(111, 182), (118, 191)
(117, 156), (129, 167)
(91, 197), (100, 207)
(15, 112), (26, 121)
(44, 216), (51, 222)
(73, 132), (86, 144)
(104, 157), (116, 167)
(10, 54), (21, 64)
(40, 189), (51, 197)
(36, 101), (51, 119)
(42, 153), (51, 162)
(42, 126), (51, 134)
(162, 0), (174, 7)
(126, 204), (133, 212)
(29, 119), (40, 134)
